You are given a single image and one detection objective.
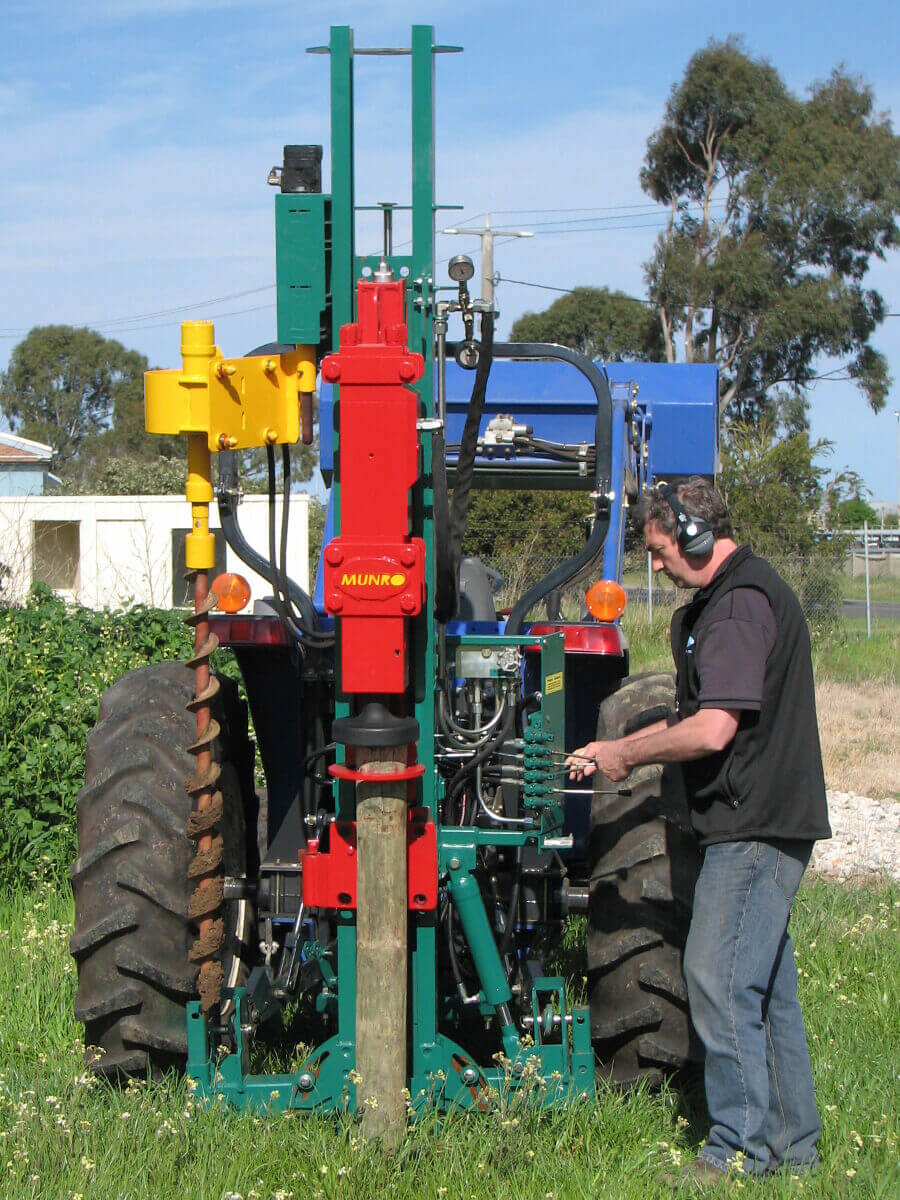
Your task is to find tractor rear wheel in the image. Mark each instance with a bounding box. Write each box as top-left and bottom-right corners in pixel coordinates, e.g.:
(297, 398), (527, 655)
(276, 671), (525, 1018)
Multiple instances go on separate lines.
(587, 673), (701, 1086)
(70, 661), (256, 1078)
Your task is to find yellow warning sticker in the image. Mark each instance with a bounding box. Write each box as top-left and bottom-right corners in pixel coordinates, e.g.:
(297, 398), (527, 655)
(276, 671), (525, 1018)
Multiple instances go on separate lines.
(544, 670), (563, 695)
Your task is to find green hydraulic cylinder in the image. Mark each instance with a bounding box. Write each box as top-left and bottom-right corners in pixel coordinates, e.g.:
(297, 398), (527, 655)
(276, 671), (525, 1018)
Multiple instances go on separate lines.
(447, 865), (521, 1059)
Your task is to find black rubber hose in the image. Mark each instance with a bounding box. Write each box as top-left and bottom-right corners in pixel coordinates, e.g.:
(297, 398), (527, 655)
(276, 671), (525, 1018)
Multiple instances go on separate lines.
(504, 509), (610, 637)
(266, 444), (301, 641)
(497, 847), (522, 959)
(505, 370), (609, 636)
(442, 340), (614, 638)
(263, 447), (333, 649)
(446, 695), (516, 809)
(217, 450), (322, 634)
(444, 311), (495, 606)
(432, 423), (457, 624)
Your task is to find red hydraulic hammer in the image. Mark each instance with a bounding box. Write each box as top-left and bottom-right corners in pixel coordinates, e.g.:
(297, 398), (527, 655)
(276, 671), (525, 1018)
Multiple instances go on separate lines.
(321, 277), (426, 693)
(318, 274), (426, 1146)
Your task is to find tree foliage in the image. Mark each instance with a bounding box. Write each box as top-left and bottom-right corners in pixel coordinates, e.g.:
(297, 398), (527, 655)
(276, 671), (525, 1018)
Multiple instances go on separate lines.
(0, 325), (181, 488)
(509, 286), (664, 361)
(641, 39), (899, 422)
(86, 456), (187, 496)
(461, 489), (590, 560)
(718, 420), (831, 555)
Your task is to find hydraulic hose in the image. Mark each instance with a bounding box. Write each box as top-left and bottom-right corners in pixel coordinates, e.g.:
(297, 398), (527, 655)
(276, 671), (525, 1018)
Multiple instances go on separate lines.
(446, 689), (516, 810)
(217, 451), (321, 632)
(504, 355), (611, 636)
(263, 447), (334, 649)
(504, 507), (610, 637)
(442, 340), (614, 638)
(435, 311), (495, 624)
(432, 423), (457, 624)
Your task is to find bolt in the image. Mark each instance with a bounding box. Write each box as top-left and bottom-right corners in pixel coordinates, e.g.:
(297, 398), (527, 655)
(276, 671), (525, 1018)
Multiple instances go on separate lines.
(217, 434), (237, 450)
(460, 1066), (478, 1087)
(264, 428), (278, 444)
(215, 362), (237, 379)
(263, 358), (276, 373)
(327, 591), (343, 612)
(322, 360), (341, 383)
(400, 592), (417, 614)
(297, 1072), (315, 1093)
(399, 359), (416, 381)
(400, 545), (416, 567)
(324, 544), (344, 566)
(448, 857), (460, 871)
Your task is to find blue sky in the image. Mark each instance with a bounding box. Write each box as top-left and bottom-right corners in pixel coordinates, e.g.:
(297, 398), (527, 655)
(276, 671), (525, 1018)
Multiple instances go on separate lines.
(1, 0), (898, 503)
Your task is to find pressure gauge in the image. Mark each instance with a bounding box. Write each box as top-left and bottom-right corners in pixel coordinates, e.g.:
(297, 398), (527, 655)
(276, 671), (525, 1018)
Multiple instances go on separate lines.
(447, 254), (475, 283)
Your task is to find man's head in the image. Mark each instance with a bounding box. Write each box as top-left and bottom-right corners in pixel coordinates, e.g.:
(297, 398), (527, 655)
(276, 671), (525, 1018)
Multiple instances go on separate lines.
(634, 477), (736, 589)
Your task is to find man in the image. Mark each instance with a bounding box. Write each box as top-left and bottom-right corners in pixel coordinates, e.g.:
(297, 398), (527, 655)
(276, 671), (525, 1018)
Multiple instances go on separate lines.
(567, 477), (830, 1186)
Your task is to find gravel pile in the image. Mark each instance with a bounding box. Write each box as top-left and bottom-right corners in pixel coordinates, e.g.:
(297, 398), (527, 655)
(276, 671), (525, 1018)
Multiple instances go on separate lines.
(811, 791), (900, 881)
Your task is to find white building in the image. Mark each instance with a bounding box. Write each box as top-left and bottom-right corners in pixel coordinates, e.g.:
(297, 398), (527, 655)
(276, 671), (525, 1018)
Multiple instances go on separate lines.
(0, 493), (309, 610)
(0, 432), (60, 496)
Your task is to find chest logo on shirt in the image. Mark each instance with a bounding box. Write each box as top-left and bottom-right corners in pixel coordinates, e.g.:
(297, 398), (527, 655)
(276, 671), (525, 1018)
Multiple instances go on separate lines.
(685, 634), (695, 653)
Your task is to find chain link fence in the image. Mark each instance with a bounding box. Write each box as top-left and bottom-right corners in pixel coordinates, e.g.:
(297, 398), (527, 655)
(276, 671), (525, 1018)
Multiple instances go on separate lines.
(478, 530), (899, 636)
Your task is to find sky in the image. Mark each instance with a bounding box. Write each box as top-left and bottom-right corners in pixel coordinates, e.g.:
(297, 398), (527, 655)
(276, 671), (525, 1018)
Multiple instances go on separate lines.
(1, 0), (898, 505)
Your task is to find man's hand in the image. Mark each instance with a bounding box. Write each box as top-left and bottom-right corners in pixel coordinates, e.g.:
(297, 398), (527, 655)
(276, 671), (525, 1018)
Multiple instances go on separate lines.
(565, 740), (630, 782)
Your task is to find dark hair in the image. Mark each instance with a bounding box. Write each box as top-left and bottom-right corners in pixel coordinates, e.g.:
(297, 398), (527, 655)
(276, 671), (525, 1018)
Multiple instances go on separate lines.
(633, 476), (734, 540)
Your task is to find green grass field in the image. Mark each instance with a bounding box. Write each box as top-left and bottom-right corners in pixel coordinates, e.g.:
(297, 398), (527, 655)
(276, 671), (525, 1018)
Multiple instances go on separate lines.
(619, 611), (899, 685)
(1, 878), (896, 1200)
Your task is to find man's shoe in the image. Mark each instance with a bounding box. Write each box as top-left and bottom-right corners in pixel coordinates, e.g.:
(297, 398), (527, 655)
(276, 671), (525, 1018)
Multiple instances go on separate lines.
(661, 1158), (730, 1190)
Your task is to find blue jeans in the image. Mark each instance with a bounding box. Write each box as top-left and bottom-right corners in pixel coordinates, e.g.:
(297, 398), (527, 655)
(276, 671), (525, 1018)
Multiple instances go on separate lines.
(682, 839), (821, 1176)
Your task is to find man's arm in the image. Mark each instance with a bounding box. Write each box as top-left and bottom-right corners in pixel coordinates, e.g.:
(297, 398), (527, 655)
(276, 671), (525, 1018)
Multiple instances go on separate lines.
(566, 708), (739, 782)
(567, 717), (669, 772)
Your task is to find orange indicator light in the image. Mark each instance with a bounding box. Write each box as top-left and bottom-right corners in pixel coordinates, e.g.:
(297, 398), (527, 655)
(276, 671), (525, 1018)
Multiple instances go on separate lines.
(585, 579), (627, 622)
(211, 572), (252, 614)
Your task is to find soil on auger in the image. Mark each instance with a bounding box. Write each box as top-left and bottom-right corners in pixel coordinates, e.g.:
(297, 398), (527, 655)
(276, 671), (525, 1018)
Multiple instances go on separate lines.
(70, 662), (257, 1078)
(587, 673), (701, 1086)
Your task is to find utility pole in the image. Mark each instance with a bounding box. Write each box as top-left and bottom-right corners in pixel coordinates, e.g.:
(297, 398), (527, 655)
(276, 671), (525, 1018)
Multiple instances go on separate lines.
(441, 214), (533, 306)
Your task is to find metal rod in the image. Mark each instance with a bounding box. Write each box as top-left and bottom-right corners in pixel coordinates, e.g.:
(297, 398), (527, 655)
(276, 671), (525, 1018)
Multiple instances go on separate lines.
(864, 519), (871, 639)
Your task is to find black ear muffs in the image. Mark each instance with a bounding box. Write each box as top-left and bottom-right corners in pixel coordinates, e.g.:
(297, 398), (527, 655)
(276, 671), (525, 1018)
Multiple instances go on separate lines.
(659, 484), (715, 558)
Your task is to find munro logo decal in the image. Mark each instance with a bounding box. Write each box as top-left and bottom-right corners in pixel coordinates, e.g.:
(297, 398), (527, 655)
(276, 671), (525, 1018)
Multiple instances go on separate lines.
(340, 572), (406, 588)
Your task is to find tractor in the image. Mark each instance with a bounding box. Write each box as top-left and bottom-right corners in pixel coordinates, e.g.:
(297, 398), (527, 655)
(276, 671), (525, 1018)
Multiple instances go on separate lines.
(70, 26), (717, 1136)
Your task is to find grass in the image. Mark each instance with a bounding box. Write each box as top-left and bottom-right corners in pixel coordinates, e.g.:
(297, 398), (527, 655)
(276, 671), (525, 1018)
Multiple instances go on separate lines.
(815, 680), (899, 800)
(620, 608), (899, 687)
(812, 623), (898, 685)
(839, 576), (900, 603)
(0, 877), (896, 1199)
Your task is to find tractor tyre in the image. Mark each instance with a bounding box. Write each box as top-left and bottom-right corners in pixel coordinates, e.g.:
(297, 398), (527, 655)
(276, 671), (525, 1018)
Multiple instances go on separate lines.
(70, 661), (256, 1078)
(587, 672), (701, 1087)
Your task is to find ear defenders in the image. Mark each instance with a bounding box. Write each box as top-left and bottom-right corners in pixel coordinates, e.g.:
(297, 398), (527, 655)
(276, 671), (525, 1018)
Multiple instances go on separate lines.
(658, 484), (715, 558)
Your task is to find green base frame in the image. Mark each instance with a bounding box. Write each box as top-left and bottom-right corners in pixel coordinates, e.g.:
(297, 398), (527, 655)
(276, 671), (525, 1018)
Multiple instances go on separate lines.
(186, 982), (594, 1115)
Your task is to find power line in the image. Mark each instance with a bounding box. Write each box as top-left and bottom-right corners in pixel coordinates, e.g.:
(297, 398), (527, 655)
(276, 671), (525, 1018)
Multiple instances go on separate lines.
(499, 277), (575, 295)
(490, 201), (703, 216)
(0, 285), (276, 338)
(93, 302), (274, 335)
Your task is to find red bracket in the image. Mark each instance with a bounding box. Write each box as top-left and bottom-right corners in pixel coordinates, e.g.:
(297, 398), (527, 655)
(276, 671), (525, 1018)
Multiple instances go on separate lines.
(328, 763), (426, 783)
(300, 807), (437, 911)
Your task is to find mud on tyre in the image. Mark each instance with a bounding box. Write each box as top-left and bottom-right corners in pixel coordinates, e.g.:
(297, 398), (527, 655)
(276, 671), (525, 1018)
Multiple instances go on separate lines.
(587, 672), (701, 1086)
(70, 662), (257, 1078)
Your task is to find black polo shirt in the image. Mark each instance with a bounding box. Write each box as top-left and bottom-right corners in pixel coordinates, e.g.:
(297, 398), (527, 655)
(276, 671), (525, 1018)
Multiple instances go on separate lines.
(693, 587), (776, 712)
